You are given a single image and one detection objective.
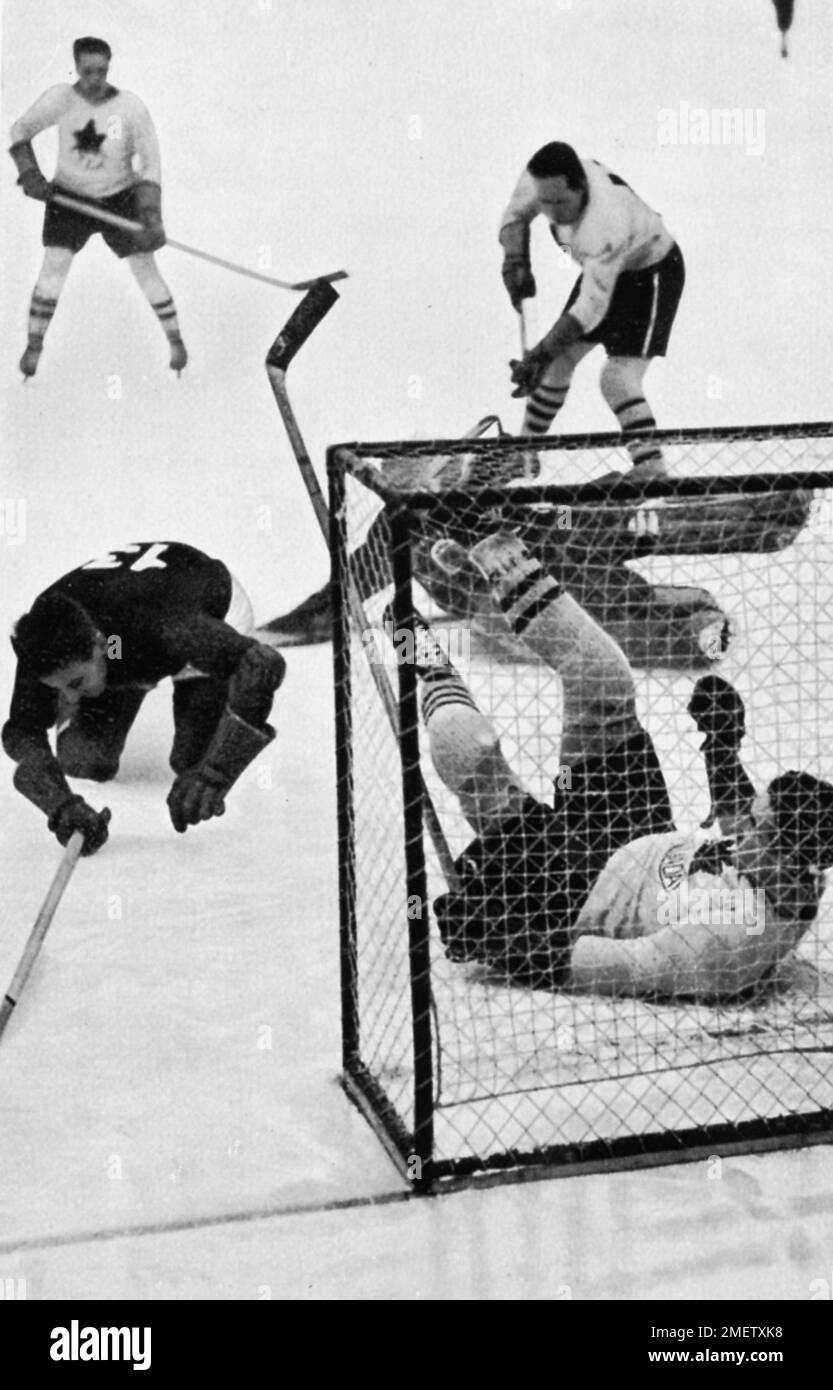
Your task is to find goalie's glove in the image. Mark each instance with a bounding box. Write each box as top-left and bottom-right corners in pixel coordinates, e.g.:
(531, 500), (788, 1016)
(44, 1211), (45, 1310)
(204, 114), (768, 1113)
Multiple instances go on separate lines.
(167, 707), (275, 833)
(13, 749), (111, 855)
(687, 675), (746, 750)
(9, 140), (53, 201)
(132, 180), (166, 252)
(501, 255), (536, 311)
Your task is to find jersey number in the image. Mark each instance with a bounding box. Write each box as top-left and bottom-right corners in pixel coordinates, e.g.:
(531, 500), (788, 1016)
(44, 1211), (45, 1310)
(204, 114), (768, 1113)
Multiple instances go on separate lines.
(82, 543), (170, 572)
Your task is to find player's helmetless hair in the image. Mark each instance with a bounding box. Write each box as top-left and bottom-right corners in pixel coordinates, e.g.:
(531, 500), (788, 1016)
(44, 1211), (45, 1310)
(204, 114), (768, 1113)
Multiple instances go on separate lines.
(527, 142), (587, 189)
(767, 771), (833, 870)
(11, 592), (99, 677)
(73, 36), (112, 64)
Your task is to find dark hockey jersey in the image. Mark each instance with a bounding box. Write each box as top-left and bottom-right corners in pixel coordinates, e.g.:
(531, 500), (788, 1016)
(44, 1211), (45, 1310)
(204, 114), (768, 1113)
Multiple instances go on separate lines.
(3, 542), (254, 762)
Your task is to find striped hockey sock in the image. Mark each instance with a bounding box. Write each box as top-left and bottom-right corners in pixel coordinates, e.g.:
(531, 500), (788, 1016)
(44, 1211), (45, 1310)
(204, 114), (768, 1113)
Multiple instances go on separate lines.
(612, 396), (665, 469)
(420, 667), (480, 725)
(523, 382), (568, 434)
(150, 296), (182, 341)
(27, 292), (58, 345)
(468, 533), (563, 637)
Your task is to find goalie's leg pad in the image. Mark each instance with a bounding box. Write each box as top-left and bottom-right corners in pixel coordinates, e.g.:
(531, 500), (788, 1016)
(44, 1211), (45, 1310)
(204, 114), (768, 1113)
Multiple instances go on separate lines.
(564, 559), (731, 668)
(529, 489), (813, 561)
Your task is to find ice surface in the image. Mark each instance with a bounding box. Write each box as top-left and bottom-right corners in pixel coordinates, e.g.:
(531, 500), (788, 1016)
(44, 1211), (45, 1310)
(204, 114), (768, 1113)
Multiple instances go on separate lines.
(1, 0), (833, 1300)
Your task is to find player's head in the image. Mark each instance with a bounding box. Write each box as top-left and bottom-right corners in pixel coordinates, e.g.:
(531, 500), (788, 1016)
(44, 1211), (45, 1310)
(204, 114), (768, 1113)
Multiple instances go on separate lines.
(746, 772), (833, 871)
(11, 593), (108, 703)
(527, 142), (588, 224)
(73, 37), (112, 96)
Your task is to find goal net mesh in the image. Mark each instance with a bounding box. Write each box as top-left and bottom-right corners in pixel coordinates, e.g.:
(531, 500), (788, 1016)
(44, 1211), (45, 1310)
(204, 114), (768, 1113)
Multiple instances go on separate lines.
(329, 423), (833, 1183)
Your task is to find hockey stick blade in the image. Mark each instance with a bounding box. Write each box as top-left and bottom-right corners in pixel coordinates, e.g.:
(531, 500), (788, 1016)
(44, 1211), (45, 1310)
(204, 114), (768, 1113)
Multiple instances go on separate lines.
(266, 281), (341, 373)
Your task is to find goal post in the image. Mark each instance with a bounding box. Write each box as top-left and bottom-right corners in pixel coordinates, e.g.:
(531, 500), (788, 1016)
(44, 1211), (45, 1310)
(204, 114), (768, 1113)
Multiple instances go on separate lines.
(328, 421), (833, 1190)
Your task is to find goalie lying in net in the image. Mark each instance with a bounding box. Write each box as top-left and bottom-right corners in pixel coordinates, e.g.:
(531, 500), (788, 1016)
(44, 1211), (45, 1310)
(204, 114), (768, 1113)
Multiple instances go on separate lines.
(410, 530), (833, 1001)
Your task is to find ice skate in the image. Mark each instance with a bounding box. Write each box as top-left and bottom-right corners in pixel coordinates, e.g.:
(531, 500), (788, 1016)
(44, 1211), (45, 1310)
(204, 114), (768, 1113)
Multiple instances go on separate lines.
(19, 340), (43, 380)
(258, 583), (333, 646)
(169, 335), (188, 375)
(466, 530), (540, 589)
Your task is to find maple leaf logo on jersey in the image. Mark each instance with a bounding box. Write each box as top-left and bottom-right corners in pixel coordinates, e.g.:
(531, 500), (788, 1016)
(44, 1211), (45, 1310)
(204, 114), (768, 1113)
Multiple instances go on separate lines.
(73, 119), (106, 154)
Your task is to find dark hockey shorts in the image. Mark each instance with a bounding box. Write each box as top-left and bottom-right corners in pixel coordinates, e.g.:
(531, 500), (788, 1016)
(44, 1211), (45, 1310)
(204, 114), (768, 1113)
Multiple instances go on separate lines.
(433, 726), (674, 986)
(43, 185), (144, 258)
(561, 241), (685, 358)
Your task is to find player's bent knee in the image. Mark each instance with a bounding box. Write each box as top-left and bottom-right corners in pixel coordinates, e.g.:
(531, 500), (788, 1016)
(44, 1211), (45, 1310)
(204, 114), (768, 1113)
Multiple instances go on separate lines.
(57, 726), (120, 781)
(559, 696), (642, 768)
(58, 749), (120, 781)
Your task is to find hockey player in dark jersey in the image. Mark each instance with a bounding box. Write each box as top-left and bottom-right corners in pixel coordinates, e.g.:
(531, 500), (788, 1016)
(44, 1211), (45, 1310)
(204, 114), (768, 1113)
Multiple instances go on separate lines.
(3, 542), (286, 856)
(8, 36), (187, 378)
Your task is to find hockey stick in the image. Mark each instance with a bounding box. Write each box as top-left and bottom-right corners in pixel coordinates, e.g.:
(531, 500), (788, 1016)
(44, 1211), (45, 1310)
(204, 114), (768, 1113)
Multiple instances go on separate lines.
(0, 831), (84, 1046)
(518, 299), (533, 356)
(51, 192), (348, 291)
(264, 286), (461, 890)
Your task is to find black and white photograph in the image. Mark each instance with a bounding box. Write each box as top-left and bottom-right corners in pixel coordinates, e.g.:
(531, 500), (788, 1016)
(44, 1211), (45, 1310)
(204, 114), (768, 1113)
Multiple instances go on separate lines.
(1, 0), (832, 1328)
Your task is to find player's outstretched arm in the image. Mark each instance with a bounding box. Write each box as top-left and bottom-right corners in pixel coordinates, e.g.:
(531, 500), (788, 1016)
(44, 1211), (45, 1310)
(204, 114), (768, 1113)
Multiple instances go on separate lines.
(166, 643), (286, 833)
(569, 902), (810, 1002)
(12, 749), (110, 857)
(688, 675), (756, 834)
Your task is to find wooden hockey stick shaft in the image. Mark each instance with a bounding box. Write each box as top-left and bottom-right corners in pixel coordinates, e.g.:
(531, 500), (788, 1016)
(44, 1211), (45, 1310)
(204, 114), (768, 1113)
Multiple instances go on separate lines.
(51, 193), (348, 292)
(0, 831), (84, 1045)
(518, 300), (532, 356)
(264, 288), (461, 890)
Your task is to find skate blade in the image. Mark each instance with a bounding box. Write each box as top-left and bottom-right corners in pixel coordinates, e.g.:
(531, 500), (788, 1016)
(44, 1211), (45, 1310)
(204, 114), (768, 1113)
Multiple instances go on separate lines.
(253, 624), (331, 648)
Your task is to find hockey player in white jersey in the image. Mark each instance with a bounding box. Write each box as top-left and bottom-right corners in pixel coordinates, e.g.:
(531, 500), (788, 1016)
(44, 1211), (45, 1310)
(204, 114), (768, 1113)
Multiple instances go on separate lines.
(500, 142), (685, 479)
(9, 36), (187, 378)
(409, 531), (833, 1000)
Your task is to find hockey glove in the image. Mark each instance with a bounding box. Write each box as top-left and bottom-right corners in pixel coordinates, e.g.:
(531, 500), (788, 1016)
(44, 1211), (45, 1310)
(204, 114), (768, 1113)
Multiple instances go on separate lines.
(688, 676), (755, 830)
(501, 256), (536, 311)
(9, 140), (53, 201)
(509, 346), (549, 398)
(48, 798), (111, 855)
(132, 180), (166, 252)
(167, 707), (275, 833)
(14, 749), (111, 855)
(687, 675), (746, 750)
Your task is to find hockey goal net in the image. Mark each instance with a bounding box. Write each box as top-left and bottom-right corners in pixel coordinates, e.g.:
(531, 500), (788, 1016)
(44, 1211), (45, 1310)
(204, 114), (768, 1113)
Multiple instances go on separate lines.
(328, 422), (833, 1188)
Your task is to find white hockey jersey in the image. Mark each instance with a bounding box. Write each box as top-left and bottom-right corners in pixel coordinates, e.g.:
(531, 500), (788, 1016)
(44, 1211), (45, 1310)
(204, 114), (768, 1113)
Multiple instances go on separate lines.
(499, 158), (675, 333)
(575, 829), (804, 940)
(570, 828), (821, 998)
(10, 85), (161, 199)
